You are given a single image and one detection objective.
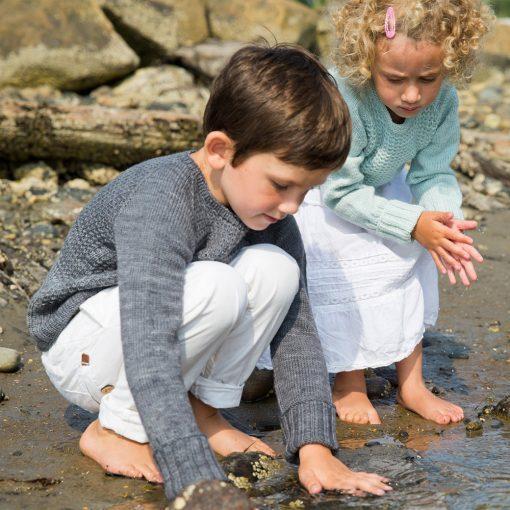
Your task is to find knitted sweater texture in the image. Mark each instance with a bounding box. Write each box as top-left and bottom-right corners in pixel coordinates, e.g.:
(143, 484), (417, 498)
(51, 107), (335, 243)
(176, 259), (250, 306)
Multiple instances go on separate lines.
(27, 152), (337, 500)
(322, 74), (463, 243)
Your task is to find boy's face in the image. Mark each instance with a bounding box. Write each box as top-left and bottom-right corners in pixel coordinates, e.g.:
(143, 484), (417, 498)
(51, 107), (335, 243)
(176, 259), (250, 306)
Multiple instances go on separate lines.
(220, 152), (331, 231)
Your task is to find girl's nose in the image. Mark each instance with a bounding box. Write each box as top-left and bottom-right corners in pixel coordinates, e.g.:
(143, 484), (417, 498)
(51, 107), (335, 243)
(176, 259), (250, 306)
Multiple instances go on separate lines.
(402, 85), (421, 104)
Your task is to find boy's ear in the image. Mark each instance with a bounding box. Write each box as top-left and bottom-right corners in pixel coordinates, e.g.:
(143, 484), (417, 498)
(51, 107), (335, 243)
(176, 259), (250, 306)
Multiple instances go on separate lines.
(204, 131), (235, 171)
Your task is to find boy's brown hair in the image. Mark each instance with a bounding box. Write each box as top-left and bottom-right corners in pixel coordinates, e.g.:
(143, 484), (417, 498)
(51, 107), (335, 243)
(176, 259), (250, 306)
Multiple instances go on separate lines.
(203, 44), (351, 172)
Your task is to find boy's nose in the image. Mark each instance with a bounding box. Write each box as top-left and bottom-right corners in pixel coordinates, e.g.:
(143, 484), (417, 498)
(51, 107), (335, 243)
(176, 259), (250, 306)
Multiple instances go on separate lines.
(279, 201), (299, 216)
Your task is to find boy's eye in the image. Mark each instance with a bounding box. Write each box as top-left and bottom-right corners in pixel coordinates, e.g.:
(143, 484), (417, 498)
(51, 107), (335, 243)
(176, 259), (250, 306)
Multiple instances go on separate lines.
(271, 181), (288, 191)
(386, 76), (404, 83)
(420, 76), (437, 83)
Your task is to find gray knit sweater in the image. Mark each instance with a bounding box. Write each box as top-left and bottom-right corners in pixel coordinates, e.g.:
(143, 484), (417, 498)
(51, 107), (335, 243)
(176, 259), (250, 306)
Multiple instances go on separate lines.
(28, 151), (337, 500)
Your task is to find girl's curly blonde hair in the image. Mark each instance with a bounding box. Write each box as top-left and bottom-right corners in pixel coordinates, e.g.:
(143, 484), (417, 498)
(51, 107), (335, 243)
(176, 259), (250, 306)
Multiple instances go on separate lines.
(332, 0), (495, 86)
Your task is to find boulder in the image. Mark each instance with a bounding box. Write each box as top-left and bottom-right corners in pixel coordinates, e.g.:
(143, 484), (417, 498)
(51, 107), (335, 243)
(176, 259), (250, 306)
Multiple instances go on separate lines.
(0, 0), (139, 90)
(102, 0), (208, 61)
(483, 19), (510, 64)
(91, 65), (209, 117)
(175, 40), (246, 80)
(206, 0), (318, 48)
(316, 8), (335, 61)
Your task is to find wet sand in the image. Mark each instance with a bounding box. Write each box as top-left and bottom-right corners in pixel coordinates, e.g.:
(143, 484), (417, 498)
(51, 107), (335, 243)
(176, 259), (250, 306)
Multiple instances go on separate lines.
(1, 211), (509, 509)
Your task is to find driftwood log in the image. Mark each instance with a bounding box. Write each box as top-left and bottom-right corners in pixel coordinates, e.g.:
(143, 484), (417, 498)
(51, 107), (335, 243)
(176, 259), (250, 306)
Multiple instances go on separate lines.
(0, 100), (202, 167)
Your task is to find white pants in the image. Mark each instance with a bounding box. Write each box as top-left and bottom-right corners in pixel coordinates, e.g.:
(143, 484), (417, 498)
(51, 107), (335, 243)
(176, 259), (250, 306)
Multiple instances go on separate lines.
(42, 244), (299, 443)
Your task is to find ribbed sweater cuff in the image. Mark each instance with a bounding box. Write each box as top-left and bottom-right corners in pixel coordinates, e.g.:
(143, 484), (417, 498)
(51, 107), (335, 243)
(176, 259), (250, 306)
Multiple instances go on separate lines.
(152, 434), (226, 500)
(376, 201), (424, 243)
(419, 198), (464, 220)
(281, 401), (338, 464)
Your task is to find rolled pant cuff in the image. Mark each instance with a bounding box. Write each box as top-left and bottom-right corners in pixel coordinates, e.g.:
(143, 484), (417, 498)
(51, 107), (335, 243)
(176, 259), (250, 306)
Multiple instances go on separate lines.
(99, 403), (149, 443)
(190, 375), (243, 409)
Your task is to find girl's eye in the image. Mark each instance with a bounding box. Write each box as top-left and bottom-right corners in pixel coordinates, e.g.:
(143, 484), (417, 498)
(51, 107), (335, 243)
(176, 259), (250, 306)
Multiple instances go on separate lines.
(387, 77), (404, 84)
(272, 181), (288, 191)
(420, 77), (437, 83)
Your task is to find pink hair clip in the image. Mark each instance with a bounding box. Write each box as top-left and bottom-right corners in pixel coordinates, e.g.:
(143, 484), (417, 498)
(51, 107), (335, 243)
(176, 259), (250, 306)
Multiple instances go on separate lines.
(385, 6), (396, 39)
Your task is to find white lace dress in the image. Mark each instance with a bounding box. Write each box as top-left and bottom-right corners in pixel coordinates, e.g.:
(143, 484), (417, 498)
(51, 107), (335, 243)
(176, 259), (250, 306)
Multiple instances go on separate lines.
(257, 169), (438, 372)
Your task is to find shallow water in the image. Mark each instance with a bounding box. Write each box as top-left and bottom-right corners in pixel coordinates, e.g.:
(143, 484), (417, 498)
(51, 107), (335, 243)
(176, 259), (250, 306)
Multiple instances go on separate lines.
(0, 212), (509, 509)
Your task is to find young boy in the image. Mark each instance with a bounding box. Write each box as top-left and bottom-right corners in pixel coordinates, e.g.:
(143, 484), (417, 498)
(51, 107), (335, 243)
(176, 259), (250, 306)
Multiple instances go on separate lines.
(27, 45), (392, 501)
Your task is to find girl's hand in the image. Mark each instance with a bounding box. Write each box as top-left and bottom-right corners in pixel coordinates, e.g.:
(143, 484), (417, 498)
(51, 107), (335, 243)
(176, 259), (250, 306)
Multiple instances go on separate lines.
(439, 218), (483, 285)
(298, 444), (393, 497)
(447, 219), (478, 232)
(441, 242), (483, 286)
(412, 212), (473, 271)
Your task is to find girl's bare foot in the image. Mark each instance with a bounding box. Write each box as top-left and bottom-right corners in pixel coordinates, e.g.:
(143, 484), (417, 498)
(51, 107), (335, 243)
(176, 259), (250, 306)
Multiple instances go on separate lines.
(189, 394), (276, 457)
(333, 370), (381, 425)
(396, 341), (464, 424)
(397, 385), (464, 424)
(79, 419), (163, 483)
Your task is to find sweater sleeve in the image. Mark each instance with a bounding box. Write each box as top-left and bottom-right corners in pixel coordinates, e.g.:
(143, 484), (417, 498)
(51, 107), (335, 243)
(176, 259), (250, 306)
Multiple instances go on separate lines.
(113, 174), (225, 500)
(322, 99), (424, 244)
(267, 217), (338, 463)
(407, 86), (464, 219)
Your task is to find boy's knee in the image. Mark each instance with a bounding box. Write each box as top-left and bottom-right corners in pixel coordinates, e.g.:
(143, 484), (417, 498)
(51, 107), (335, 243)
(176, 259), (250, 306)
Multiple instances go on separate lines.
(189, 261), (248, 333)
(241, 244), (300, 306)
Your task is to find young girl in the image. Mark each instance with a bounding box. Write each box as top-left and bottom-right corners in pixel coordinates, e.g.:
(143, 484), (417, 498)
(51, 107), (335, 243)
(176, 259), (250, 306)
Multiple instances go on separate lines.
(258, 0), (492, 426)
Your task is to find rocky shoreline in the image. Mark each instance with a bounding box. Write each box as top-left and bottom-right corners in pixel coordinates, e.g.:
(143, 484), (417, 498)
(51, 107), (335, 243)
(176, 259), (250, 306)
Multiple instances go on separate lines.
(1, 1), (509, 508)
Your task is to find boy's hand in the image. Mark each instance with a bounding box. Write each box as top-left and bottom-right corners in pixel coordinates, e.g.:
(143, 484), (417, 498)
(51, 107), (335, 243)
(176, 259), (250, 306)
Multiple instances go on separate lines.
(298, 444), (392, 497)
(412, 212), (474, 273)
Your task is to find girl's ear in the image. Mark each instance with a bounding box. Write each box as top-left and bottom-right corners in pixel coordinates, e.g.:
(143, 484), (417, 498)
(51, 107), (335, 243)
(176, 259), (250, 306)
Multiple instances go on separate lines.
(203, 131), (235, 171)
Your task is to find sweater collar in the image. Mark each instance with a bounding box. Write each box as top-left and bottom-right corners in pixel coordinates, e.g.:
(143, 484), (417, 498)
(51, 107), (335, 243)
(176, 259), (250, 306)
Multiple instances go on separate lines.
(185, 151), (249, 233)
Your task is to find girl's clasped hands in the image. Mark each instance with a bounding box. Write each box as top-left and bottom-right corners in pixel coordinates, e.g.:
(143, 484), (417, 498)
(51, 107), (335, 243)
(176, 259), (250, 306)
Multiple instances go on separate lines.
(412, 211), (483, 286)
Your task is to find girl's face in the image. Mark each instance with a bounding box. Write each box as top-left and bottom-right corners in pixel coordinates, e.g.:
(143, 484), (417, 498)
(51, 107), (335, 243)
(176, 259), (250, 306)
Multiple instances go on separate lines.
(372, 35), (445, 123)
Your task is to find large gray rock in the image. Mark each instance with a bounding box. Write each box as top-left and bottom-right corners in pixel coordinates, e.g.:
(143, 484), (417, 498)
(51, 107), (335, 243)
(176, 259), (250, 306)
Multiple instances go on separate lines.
(0, 0), (139, 90)
(91, 65), (209, 117)
(102, 0), (209, 60)
(206, 0), (318, 47)
(175, 40), (246, 79)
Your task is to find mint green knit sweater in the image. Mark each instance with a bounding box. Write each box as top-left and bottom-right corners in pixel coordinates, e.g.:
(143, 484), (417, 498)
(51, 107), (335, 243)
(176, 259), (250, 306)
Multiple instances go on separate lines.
(322, 74), (463, 243)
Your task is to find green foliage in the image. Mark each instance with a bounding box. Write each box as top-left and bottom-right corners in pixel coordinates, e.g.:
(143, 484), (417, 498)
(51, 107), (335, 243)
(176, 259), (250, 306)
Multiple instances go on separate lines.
(295, 0), (510, 16)
(295, 0), (328, 8)
(491, 0), (510, 16)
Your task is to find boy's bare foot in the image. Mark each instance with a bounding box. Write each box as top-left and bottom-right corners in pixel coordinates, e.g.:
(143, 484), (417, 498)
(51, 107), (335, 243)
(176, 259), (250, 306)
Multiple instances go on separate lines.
(333, 370), (381, 425)
(397, 385), (464, 424)
(189, 394), (276, 457)
(79, 419), (163, 483)
(396, 341), (464, 425)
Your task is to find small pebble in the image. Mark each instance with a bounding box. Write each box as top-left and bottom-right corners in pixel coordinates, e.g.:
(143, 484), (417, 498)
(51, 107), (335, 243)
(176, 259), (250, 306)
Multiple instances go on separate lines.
(0, 347), (21, 373)
(478, 405), (495, 418)
(397, 430), (409, 441)
(465, 420), (483, 432)
(490, 419), (503, 429)
(448, 349), (469, 360)
(0, 388), (5, 403)
(365, 440), (382, 447)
